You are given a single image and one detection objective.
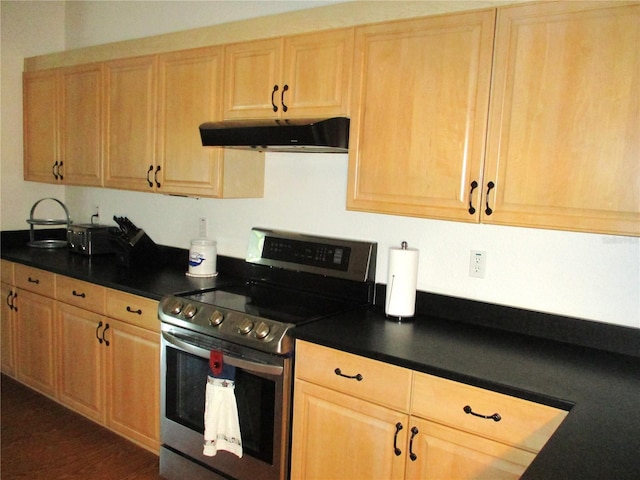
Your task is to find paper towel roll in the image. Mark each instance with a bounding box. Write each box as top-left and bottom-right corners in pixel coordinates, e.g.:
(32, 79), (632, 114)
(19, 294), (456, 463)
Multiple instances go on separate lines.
(385, 242), (419, 319)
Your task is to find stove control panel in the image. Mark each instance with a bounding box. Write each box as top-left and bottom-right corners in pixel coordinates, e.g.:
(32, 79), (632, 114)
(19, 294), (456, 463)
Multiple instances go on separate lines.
(158, 296), (293, 355)
(246, 227), (377, 282)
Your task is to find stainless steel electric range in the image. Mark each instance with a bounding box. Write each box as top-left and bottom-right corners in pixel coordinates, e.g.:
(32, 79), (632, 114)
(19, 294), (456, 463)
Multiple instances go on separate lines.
(158, 228), (377, 480)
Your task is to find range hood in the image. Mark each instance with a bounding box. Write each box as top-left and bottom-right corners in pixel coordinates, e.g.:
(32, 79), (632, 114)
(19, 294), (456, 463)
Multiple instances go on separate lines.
(199, 117), (349, 153)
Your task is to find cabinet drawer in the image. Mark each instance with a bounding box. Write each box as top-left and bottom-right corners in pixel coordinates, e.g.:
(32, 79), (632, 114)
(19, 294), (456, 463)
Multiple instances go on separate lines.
(106, 289), (159, 332)
(15, 264), (55, 297)
(1, 260), (14, 284)
(412, 372), (568, 453)
(56, 275), (106, 314)
(295, 341), (412, 412)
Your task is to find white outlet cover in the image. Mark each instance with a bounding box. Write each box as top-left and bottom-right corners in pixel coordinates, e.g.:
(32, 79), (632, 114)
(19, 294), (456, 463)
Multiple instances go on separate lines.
(469, 250), (487, 278)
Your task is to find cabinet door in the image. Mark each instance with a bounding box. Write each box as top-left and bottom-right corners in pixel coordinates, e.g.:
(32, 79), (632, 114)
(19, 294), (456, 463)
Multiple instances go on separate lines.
(1, 282), (17, 377)
(157, 46), (225, 197)
(105, 318), (160, 452)
(23, 69), (60, 183)
(60, 63), (103, 186)
(57, 302), (106, 423)
(484, 2), (640, 236)
(282, 28), (353, 119)
(347, 10), (496, 221)
(406, 417), (534, 480)
(291, 379), (407, 480)
(103, 55), (157, 191)
(224, 37), (282, 120)
(15, 289), (57, 398)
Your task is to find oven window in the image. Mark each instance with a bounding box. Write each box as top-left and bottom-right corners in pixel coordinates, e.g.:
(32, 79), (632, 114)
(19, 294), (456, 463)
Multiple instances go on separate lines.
(165, 347), (275, 464)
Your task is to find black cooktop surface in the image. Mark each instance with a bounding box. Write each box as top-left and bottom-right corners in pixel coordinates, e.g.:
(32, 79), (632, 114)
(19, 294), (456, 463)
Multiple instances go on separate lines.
(179, 281), (359, 325)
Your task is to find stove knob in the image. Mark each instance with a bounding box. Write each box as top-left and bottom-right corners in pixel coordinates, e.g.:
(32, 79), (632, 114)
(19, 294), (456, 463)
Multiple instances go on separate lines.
(255, 321), (270, 339)
(209, 310), (224, 326)
(238, 318), (254, 335)
(183, 304), (197, 319)
(167, 299), (183, 315)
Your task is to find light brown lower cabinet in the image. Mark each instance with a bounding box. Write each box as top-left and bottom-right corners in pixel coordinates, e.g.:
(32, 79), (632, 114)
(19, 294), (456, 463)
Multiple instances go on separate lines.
(408, 417), (534, 480)
(1, 261), (17, 376)
(56, 282), (160, 453)
(4, 262), (161, 454)
(293, 380), (408, 479)
(1, 282), (17, 376)
(105, 317), (160, 452)
(56, 303), (160, 453)
(15, 289), (57, 398)
(57, 302), (107, 423)
(291, 341), (567, 480)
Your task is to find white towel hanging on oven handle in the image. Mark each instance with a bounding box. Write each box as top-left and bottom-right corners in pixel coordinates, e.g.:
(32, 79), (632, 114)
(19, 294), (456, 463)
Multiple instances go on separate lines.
(203, 375), (243, 458)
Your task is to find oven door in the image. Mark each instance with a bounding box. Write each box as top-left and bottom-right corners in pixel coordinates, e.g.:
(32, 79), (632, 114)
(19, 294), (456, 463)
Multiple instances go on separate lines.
(160, 324), (291, 480)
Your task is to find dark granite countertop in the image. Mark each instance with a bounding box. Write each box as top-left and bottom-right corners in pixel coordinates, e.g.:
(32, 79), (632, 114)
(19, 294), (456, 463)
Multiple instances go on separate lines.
(1, 231), (244, 299)
(292, 308), (640, 479)
(3, 231), (639, 479)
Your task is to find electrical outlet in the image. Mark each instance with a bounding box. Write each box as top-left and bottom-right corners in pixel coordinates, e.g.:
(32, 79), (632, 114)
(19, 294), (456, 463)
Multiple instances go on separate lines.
(469, 250), (486, 278)
(199, 217), (207, 238)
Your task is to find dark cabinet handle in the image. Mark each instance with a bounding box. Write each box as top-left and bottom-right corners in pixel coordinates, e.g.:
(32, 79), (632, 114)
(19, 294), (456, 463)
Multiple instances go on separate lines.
(409, 426), (418, 461)
(12, 292), (17, 312)
(58, 161), (64, 180)
(334, 368), (363, 381)
(146, 165), (154, 187)
(393, 422), (403, 456)
(6, 290), (17, 311)
(271, 85), (279, 112)
(72, 290), (86, 298)
(463, 405), (501, 422)
(485, 181), (495, 216)
(102, 323), (110, 347)
(126, 306), (142, 315)
(28, 277), (40, 284)
(468, 180), (478, 214)
(281, 84), (289, 112)
(154, 165), (161, 188)
(52, 161), (59, 180)
(96, 320), (104, 344)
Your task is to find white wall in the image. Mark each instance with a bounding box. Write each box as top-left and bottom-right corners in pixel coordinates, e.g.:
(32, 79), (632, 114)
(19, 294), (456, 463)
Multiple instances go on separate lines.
(1, 1), (67, 226)
(2, 1), (639, 329)
(64, 1), (338, 47)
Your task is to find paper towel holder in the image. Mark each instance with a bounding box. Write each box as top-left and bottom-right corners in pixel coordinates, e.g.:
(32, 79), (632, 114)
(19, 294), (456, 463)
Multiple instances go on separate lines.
(385, 240), (418, 323)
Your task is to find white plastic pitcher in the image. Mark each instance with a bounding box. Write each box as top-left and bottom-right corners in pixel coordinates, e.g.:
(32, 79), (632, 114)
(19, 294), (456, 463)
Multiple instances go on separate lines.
(187, 239), (217, 277)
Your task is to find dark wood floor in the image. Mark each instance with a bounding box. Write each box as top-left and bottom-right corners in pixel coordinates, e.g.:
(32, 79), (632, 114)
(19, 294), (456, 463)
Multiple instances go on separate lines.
(1, 375), (162, 479)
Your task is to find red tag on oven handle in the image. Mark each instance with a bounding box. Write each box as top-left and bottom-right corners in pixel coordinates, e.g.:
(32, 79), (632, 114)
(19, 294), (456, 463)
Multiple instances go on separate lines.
(209, 350), (223, 376)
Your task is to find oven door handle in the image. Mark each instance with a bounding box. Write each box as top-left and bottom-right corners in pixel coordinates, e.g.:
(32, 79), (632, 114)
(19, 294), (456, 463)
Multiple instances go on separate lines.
(162, 330), (284, 376)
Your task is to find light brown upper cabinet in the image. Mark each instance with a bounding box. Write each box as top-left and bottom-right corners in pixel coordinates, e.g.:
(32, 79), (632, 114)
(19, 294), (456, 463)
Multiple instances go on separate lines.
(102, 50), (263, 198)
(157, 47), (263, 198)
(348, 2), (639, 236)
(347, 10), (496, 222)
(483, 1), (639, 236)
(24, 69), (60, 183)
(24, 64), (103, 186)
(157, 47), (225, 197)
(103, 55), (158, 192)
(224, 28), (353, 121)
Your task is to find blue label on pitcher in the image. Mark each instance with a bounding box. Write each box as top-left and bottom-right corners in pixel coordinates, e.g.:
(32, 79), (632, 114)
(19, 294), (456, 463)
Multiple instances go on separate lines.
(189, 253), (206, 267)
